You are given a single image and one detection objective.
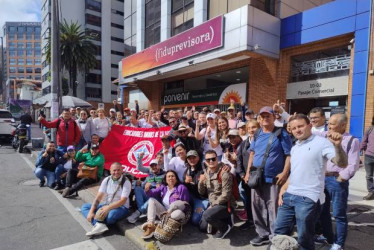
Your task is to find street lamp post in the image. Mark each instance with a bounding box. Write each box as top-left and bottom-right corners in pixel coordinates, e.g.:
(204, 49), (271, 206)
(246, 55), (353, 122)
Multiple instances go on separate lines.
(0, 36), (4, 102)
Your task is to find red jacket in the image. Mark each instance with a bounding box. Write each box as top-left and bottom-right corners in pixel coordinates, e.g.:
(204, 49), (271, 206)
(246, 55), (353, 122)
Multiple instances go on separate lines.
(41, 118), (81, 147)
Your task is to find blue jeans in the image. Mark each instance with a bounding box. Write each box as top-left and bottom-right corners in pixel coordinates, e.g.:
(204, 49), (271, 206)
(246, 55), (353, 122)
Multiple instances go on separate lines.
(34, 167), (56, 187)
(365, 154), (374, 192)
(320, 176), (349, 246)
(239, 180), (253, 221)
(274, 192), (321, 250)
(26, 124), (31, 141)
(81, 203), (129, 225)
(55, 165), (67, 185)
(190, 194), (209, 226)
(134, 186), (149, 214)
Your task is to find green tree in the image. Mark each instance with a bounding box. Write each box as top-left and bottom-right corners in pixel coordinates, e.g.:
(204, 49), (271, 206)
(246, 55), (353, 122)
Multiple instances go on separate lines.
(46, 20), (97, 97)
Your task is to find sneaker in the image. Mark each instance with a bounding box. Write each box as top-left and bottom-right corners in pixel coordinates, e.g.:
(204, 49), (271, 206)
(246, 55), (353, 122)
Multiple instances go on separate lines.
(61, 187), (71, 198)
(213, 224), (232, 239)
(39, 181), (45, 187)
(314, 234), (328, 245)
(236, 210), (248, 221)
(86, 222), (109, 237)
(363, 192), (374, 200)
(207, 223), (213, 234)
(142, 223), (156, 239)
(238, 220), (254, 230)
(250, 236), (270, 246)
(127, 210), (141, 224)
(330, 243), (343, 250)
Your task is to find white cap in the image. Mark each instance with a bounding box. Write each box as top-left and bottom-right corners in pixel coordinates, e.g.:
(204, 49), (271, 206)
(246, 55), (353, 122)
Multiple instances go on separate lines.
(206, 113), (217, 120)
(109, 108), (116, 113)
(150, 159), (158, 165)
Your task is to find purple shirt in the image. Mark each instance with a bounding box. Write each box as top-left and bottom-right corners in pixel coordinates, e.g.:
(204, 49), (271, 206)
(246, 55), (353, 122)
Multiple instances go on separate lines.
(360, 127), (374, 157)
(320, 132), (360, 180)
(146, 183), (190, 205)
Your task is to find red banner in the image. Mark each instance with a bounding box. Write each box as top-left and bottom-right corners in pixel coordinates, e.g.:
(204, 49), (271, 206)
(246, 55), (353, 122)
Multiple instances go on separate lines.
(100, 125), (171, 178)
(121, 15), (223, 78)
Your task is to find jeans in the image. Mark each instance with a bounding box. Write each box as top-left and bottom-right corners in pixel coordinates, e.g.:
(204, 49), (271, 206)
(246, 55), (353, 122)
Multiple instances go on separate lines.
(200, 204), (231, 232)
(365, 154), (374, 192)
(274, 192), (321, 250)
(239, 180), (253, 222)
(190, 194), (209, 226)
(76, 136), (86, 151)
(81, 203), (129, 225)
(34, 167), (56, 187)
(134, 186), (149, 214)
(26, 124), (31, 141)
(55, 165), (67, 185)
(320, 176), (349, 247)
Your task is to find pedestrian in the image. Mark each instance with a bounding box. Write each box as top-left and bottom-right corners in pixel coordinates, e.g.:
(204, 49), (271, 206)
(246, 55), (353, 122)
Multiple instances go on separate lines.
(76, 109), (93, 151)
(92, 108), (111, 142)
(361, 116), (374, 200)
(309, 107), (328, 132)
(20, 110), (33, 141)
(274, 113), (348, 250)
(163, 143), (187, 182)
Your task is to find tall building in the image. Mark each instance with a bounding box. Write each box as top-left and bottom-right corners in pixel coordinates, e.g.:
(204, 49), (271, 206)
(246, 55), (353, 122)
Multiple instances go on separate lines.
(118, 0), (373, 140)
(40, 0), (124, 103)
(2, 22), (42, 81)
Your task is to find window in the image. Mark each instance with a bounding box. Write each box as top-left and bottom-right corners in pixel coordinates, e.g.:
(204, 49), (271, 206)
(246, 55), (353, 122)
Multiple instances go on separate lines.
(86, 73), (102, 84)
(34, 42), (41, 48)
(17, 26), (25, 34)
(19, 75), (25, 79)
(111, 23), (124, 29)
(9, 49), (16, 57)
(124, 0), (137, 57)
(35, 59), (41, 65)
(18, 42), (24, 48)
(27, 59), (33, 65)
(95, 60), (101, 70)
(18, 58), (25, 65)
(35, 76), (41, 80)
(111, 36), (124, 43)
(9, 75), (16, 79)
(145, 0), (161, 48)
(111, 9), (124, 16)
(171, 0), (194, 36)
(35, 68), (41, 73)
(35, 27), (41, 39)
(86, 87), (102, 98)
(26, 42), (33, 48)
(9, 26), (16, 33)
(8, 34), (15, 40)
(86, 14), (101, 27)
(9, 59), (16, 65)
(18, 33), (25, 40)
(86, 0), (101, 12)
(111, 50), (124, 56)
(26, 27), (33, 34)
(111, 64), (118, 68)
(26, 67), (33, 73)
(35, 50), (41, 56)
(26, 50), (33, 56)
(18, 49), (24, 56)
(43, 86), (51, 95)
(86, 28), (101, 41)
(9, 42), (15, 48)
(18, 67), (25, 73)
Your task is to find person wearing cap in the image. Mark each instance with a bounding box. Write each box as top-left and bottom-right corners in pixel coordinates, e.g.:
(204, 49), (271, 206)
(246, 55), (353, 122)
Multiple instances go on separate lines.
(54, 145), (80, 190)
(176, 124), (201, 156)
(61, 142), (105, 198)
(160, 135), (176, 160)
(244, 106), (292, 246)
(195, 113), (223, 160)
(82, 162), (131, 237)
(127, 153), (166, 224)
(240, 101), (255, 122)
(237, 121), (248, 141)
(221, 129), (243, 175)
(92, 108), (111, 142)
(184, 150), (208, 226)
(35, 141), (64, 188)
(109, 108), (117, 119)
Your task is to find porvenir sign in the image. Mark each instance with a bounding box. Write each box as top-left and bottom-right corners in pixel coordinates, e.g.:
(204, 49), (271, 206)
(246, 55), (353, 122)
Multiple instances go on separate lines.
(121, 16), (224, 78)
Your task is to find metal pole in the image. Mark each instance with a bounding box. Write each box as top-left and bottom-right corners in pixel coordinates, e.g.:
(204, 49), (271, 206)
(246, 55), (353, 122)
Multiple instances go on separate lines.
(51, 0), (61, 142)
(0, 36), (4, 102)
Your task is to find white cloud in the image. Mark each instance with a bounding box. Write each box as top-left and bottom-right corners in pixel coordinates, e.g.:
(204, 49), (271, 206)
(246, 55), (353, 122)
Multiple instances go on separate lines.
(0, 0), (42, 38)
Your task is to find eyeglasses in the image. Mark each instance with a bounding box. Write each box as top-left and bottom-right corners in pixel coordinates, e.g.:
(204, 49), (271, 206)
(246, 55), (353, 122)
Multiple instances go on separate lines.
(205, 157), (217, 162)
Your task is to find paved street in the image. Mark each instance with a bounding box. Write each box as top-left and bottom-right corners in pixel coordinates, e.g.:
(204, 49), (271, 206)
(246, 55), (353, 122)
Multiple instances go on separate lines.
(0, 135), (139, 250)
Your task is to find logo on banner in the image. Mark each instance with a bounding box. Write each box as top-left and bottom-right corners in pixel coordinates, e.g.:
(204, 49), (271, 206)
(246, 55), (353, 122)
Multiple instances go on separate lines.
(127, 141), (155, 165)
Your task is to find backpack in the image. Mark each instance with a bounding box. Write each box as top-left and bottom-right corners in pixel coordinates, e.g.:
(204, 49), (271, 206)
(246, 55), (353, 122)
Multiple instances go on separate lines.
(217, 168), (239, 213)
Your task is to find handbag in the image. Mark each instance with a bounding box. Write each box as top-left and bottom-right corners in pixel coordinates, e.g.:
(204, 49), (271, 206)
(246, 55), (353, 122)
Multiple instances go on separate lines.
(247, 128), (282, 189)
(77, 162), (98, 181)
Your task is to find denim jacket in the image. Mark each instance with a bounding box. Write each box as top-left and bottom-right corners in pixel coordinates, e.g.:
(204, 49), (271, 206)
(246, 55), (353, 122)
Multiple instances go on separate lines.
(35, 149), (64, 171)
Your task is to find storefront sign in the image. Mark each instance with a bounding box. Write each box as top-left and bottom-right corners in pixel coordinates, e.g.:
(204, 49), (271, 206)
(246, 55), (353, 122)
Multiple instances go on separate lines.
(286, 76), (348, 99)
(163, 83), (246, 106)
(121, 16), (223, 78)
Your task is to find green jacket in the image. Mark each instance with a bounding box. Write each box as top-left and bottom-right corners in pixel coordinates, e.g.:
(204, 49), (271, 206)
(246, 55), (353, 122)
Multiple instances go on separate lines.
(76, 151), (105, 179)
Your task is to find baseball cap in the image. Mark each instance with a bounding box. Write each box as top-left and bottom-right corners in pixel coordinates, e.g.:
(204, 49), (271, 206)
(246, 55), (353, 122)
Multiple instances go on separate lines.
(67, 145), (75, 151)
(187, 150), (199, 158)
(245, 109), (254, 115)
(259, 106), (274, 115)
(181, 116), (188, 120)
(150, 159), (158, 166)
(124, 107), (130, 111)
(76, 107), (81, 110)
(237, 121), (246, 128)
(227, 106), (235, 111)
(110, 108), (116, 113)
(228, 129), (240, 136)
(214, 108), (220, 113)
(130, 108), (136, 112)
(178, 124), (190, 132)
(91, 143), (100, 150)
(206, 113), (216, 120)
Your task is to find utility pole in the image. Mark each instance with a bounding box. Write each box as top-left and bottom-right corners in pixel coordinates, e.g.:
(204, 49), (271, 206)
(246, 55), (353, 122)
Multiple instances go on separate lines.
(0, 36), (4, 103)
(51, 0), (62, 141)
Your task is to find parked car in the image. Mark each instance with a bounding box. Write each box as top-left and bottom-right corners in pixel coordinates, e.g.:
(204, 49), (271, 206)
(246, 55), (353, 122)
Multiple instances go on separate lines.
(0, 109), (16, 141)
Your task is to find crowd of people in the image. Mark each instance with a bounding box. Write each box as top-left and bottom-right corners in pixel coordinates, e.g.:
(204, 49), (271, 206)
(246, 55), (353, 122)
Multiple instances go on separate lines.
(33, 98), (374, 250)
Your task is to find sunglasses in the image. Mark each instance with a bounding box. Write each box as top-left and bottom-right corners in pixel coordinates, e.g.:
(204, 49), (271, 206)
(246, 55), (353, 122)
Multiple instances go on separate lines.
(205, 157), (217, 162)
(67, 150), (75, 153)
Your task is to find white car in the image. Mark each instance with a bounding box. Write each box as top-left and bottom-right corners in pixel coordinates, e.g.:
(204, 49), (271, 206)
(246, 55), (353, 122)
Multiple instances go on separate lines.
(0, 109), (16, 141)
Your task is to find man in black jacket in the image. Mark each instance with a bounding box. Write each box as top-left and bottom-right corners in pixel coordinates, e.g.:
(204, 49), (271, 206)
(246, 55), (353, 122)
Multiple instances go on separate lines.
(20, 111), (33, 140)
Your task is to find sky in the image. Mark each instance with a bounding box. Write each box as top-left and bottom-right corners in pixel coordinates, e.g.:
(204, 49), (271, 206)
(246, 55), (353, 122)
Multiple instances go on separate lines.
(0, 0), (42, 38)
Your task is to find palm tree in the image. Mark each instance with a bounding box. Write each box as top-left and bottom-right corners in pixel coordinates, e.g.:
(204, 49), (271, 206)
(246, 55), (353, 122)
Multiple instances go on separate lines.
(46, 20), (97, 97)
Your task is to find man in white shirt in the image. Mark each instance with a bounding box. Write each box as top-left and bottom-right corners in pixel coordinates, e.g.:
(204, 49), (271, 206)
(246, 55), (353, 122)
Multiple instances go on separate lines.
(274, 114), (348, 250)
(81, 162), (131, 237)
(309, 107), (328, 133)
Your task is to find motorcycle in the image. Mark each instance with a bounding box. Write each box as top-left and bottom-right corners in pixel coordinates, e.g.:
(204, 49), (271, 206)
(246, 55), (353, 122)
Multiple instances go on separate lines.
(11, 123), (29, 153)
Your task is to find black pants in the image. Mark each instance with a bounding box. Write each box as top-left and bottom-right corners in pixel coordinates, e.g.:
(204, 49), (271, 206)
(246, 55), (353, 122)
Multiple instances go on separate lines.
(65, 169), (97, 194)
(200, 204), (231, 232)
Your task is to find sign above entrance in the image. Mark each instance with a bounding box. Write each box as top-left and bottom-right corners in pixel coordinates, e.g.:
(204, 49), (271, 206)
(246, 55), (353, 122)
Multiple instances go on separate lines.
(121, 16), (223, 78)
(162, 83), (246, 106)
(286, 76), (348, 99)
